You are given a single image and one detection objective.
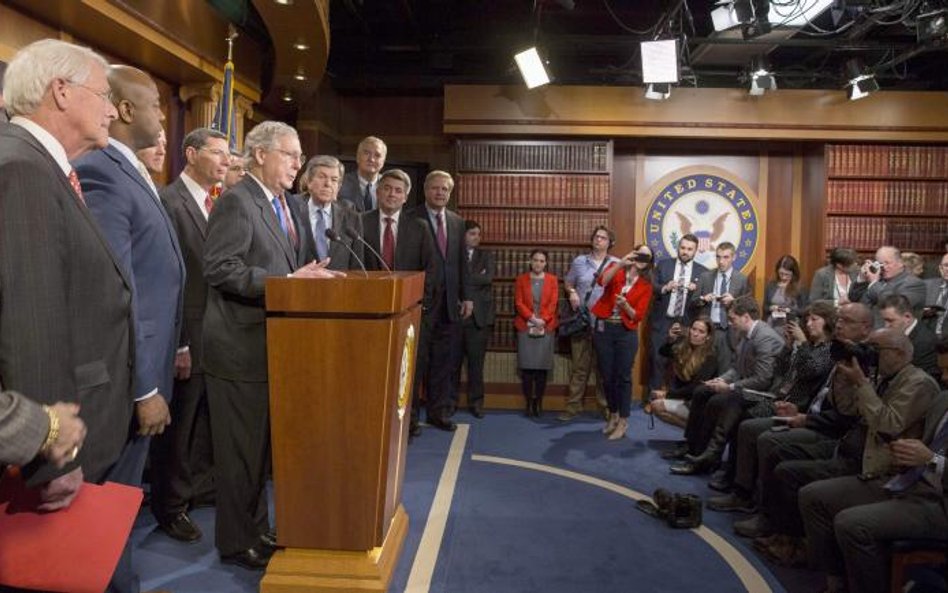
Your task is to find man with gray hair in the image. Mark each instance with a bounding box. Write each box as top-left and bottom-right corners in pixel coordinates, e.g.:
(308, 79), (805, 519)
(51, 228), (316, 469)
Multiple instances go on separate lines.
(0, 37), (136, 589)
(151, 127), (232, 542)
(300, 155), (364, 271)
(849, 245), (927, 326)
(203, 120), (339, 569)
(339, 135), (387, 212)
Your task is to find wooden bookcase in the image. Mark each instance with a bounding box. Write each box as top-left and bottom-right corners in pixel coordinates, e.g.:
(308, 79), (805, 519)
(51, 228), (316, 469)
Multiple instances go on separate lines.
(455, 139), (613, 403)
(824, 144), (948, 256)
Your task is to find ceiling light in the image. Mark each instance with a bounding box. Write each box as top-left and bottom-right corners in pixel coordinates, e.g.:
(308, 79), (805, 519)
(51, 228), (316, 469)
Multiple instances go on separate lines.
(845, 59), (879, 101)
(748, 56), (776, 96)
(274, 0), (293, 5)
(640, 39), (679, 84)
(644, 83), (671, 101)
(917, 3), (947, 42)
(293, 68), (307, 81)
(282, 89), (294, 102)
(514, 47), (551, 89)
(293, 39), (310, 51)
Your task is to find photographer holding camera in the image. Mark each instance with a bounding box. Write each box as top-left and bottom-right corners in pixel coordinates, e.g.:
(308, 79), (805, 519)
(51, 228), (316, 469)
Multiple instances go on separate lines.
(849, 246), (927, 327)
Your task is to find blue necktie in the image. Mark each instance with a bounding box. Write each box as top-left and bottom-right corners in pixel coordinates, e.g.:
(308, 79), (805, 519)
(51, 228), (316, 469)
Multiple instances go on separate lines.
(272, 196), (288, 235)
(315, 208), (328, 260)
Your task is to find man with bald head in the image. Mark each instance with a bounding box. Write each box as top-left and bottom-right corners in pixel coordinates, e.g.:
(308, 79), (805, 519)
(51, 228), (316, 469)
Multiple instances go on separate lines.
(1, 39), (139, 590)
(74, 62), (185, 502)
(849, 245), (927, 326)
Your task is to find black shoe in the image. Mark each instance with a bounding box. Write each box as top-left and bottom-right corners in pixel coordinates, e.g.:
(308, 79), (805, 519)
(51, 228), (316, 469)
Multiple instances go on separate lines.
(707, 493), (756, 513)
(661, 442), (690, 460)
(733, 514), (773, 538)
(669, 461), (700, 475)
(159, 512), (202, 543)
(221, 545), (271, 570)
(409, 422), (422, 437)
(469, 406), (484, 419)
(428, 416), (457, 432)
(260, 529), (277, 549)
(708, 476), (733, 493)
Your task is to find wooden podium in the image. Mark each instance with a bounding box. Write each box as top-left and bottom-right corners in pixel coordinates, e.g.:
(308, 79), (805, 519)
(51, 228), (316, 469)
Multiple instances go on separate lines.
(261, 271), (424, 593)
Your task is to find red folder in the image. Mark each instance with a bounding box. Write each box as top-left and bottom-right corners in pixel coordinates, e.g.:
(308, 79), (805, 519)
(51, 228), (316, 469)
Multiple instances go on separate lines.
(0, 473), (143, 593)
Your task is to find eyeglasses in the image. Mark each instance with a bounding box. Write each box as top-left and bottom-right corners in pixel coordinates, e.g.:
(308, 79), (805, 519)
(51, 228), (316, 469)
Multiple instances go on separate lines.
(67, 80), (113, 104)
(273, 148), (305, 163)
(200, 147), (230, 158)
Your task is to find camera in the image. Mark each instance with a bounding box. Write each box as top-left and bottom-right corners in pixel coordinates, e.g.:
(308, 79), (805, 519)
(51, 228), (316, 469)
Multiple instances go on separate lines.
(633, 252), (653, 264)
(652, 489), (703, 529)
(829, 340), (878, 368)
(785, 310), (799, 324)
(867, 260), (882, 275)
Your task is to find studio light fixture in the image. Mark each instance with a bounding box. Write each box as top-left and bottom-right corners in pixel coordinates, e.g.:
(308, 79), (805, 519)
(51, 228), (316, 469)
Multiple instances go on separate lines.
(845, 58), (879, 101)
(514, 47), (551, 89)
(292, 39), (310, 51)
(917, 2), (947, 42)
(281, 89), (294, 102)
(644, 83), (671, 101)
(748, 56), (776, 96)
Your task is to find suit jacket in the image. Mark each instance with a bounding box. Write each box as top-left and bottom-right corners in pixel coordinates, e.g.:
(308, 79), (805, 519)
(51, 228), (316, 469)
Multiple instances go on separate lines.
(300, 198), (364, 271)
(849, 269), (928, 325)
(689, 267), (752, 326)
(908, 321), (943, 382)
(719, 321), (785, 391)
(76, 143), (186, 401)
(159, 176), (210, 372)
(0, 123), (135, 485)
(337, 170), (372, 213)
(362, 208), (438, 310)
(466, 247), (495, 328)
(925, 277), (947, 307)
(650, 257), (707, 322)
(833, 364), (939, 475)
(514, 272), (559, 333)
(411, 206), (470, 322)
(0, 390), (47, 466)
(809, 264), (857, 303)
(202, 176), (309, 382)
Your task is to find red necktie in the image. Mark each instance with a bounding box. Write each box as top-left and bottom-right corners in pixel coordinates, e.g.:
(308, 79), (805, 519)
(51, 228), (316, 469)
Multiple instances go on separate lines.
(436, 212), (447, 258)
(204, 193), (214, 215)
(67, 169), (86, 207)
(382, 216), (395, 270)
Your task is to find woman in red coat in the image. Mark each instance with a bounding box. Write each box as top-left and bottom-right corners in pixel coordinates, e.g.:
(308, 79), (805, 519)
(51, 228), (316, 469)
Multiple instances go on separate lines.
(591, 244), (654, 439)
(514, 249), (559, 416)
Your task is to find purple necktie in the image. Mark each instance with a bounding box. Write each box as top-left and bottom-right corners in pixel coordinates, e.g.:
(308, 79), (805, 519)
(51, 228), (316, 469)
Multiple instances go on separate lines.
(436, 212), (447, 258)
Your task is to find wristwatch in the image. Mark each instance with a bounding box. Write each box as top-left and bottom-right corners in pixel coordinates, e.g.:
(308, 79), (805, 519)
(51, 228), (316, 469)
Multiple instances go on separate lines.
(927, 453), (944, 473)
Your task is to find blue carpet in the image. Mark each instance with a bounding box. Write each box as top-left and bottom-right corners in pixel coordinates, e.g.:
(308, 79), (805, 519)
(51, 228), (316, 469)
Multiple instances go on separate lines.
(133, 409), (826, 592)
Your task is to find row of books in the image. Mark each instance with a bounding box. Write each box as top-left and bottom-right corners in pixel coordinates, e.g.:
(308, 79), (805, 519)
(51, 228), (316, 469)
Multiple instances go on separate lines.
(456, 173), (611, 209)
(459, 209), (609, 245)
(826, 144), (948, 179)
(486, 246), (585, 279)
(456, 141), (611, 173)
(459, 351), (577, 386)
(826, 179), (948, 215)
(824, 216), (948, 251)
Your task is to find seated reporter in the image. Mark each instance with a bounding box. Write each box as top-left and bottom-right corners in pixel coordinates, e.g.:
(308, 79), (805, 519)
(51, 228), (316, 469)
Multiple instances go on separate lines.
(650, 317), (723, 427)
(591, 245), (653, 440)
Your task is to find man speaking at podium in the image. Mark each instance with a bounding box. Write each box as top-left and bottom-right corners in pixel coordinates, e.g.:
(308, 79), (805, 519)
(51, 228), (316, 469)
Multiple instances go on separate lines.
(202, 121), (339, 569)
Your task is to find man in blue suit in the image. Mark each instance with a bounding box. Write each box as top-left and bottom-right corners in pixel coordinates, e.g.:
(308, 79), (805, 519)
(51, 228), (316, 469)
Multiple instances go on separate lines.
(75, 64), (185, 593)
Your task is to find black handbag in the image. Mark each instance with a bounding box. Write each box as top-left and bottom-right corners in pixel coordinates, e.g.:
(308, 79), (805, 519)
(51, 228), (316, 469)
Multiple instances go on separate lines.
(557, 258), (609, 339)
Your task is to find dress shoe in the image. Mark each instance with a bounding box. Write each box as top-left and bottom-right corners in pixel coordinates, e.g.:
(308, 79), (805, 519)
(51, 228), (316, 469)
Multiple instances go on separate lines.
(707, 476), (733, 493)
(221, 545), (271, 570)
(733, 513), (773, 538)
(556, 410), (579, 422)
(669, 460), (700, 475)
(661, 442), (690, 460)
(707, 493), (755, 513)
(428, 416), (457, 432)
(607, 417), (628, 440)
(260, 529), (277, 549)
(159, 512), (202, 543)
(469, 406), (484, 419)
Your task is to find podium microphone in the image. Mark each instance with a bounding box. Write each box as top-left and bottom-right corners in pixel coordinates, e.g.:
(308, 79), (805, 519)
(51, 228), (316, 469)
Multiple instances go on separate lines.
(345, 225), (392, 273)
(325, 228), (368, 276)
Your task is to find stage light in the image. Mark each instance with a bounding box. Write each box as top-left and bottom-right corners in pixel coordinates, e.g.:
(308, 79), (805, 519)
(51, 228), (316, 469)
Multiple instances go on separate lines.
(845, 59), (879, 101)
(917, 3), (947, 42)
(514, 47), (551, 89)
(644, 83), (671, 101)
(748, 56), (776, 96)
(640, 39), (679, 84)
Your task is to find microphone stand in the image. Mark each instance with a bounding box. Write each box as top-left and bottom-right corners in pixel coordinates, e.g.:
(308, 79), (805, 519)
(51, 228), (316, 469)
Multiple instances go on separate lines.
(325, 229), (368, 277)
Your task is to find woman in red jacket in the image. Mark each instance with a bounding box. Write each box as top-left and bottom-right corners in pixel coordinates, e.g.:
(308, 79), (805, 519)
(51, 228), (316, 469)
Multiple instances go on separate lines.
(591, 244), (654, 439)
(514, 249), (559, 416)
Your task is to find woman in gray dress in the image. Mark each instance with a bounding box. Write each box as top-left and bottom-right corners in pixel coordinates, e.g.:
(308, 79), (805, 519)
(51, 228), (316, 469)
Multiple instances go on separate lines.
(514, 249), (559, 416)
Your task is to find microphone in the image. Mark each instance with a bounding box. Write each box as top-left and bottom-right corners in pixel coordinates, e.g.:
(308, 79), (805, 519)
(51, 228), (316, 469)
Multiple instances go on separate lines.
(325, 228), (368, 277)
(345, 224), (392, 273)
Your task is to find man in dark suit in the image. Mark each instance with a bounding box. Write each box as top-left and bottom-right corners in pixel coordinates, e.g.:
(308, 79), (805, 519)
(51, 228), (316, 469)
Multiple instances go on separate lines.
(922, 252), (948, 346)
(800, 390), (948, 593)
(648, 233), (706, 391)
(879, 293), (943, 383)
(203, 121), (338, 570)
(152, 127), (231, 542)
(75, 65), (185, 485)
(690, 241), (752, 368)
(363, 168), (437, 437)
(458, 220), (495, 418)
(0, 39), (137, 586)
(299, 155), (365, 271)
(849, 245), (927, 326)
(338, 135), (386, 213)
(410, 170), (473, 431)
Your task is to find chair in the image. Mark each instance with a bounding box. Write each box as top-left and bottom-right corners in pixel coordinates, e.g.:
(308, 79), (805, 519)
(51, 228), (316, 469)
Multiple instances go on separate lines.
(890, 538), (948, 593)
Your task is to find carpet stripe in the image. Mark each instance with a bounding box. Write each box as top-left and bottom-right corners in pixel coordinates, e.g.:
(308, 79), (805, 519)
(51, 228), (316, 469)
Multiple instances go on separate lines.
(472, 454), (774, 593)
(404, 424), (470, 593)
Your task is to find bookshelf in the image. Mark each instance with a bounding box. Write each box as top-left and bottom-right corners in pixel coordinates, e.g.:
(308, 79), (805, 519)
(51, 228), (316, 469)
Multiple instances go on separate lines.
(455, 139), (613, 396)
(824, 144), (948, 254)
